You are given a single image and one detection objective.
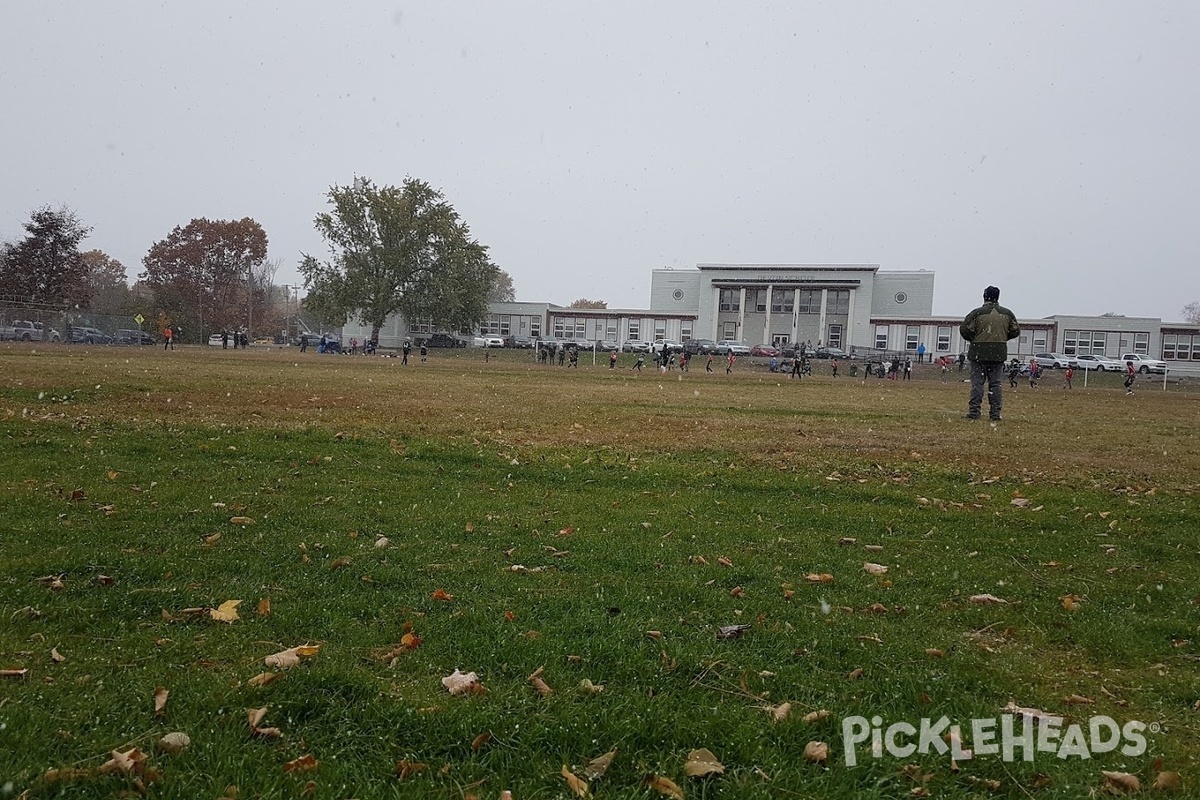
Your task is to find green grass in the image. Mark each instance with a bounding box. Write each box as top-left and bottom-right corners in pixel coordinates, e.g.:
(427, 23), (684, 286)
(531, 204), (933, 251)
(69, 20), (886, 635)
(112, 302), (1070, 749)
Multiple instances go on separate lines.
(1, 345), (1197, 798)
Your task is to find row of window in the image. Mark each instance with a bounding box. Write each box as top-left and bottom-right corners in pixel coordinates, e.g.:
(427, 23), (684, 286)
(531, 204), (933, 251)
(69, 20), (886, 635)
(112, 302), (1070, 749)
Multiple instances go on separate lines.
(1062, 330), (1149, 357)
(1163, 334), (1200, 360)
(874, 325), (955, 353)
(481, 314), (541, 337)
(550, 316), (694, 342)
(719, 288), (851, 315)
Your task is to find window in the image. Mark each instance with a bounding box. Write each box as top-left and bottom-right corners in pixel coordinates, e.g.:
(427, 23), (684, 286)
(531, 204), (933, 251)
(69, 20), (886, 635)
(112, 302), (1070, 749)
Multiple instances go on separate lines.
(827, 324), (842, 349)
(412, 318), (431, 334)
(680, 320), (692, 341)
(771, 288), (793, 314)
(797, 289), (819, 314)
(828, 290), (850, 315)
(654, 319), (666, 341)
(875, 325), (888, 350)
(484, 315), (501, 335)
(722, 321), (737, 340)
(605, 319), (617, 338)
(1064, 330), (1078, 356)
(719, 289), (740, 312)
(905, 326), (919, 351)
(553, 317), (565, 338)
(748, 288), (766, 313)
(1192, 336), (1200, 361)
(499, 314), (511, 335)
(1163, 334), (1177, 360)
(530, 319), (541, 337)
(571, 318), (583, 338)
(1134, 332), (1149, 354)
(1033, 331), (1047, 351)
(937, 326), (951, 352)
(627, 319), (640, 341)
(1092, 332), (1106, 356)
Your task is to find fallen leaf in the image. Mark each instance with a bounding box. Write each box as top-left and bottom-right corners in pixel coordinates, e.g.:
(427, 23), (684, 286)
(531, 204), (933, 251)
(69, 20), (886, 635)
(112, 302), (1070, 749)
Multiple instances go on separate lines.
(248, 672), (284, 688)
(471, 731), (492, 751)
(99, 747), (148, 775)
(1064, 694), (1095, 705)
(925, 648), (945, 658)
(1153, 771), (1182, 792)
(684, 747), (724, 777)
(646, 774), (685, 797)
(578, 678), (605, 695)
(1010, 498), (1031, 508)
(586, 749), (617, 780)
(257, 597), (271, 617)
(716, 624), (751, 640)
(646, 630), (663, 640)
(247, 707), (282, 738)
(430, 588), (454, 602)
(154, 687), (169, 716)
(394, 759), (429, 780)
(1061, 594), (1083, 611)
(805, 573), (834, 583)
(374, 535), (390, 548)
(969, 594), (1008, 605)
(803, 741), (829, 764)
(264, 644), (320, 669)
(158, 731), (191, 755)
(1, 668), (30, 679)
(558, 526), (575, 537)
(210, 599), (242, 623)
(1101, 771), (1140, 793)
(717, 556), (733, 568)
(528, 666), (553, 697)
(848, 667), (864, 680)
(729, 586), (745, 598)
(863, 563), (889, 576)
(561, 764), (590, 797)
(838, 537), (857, 546)
(283, 753), (318, 773)
(769, 702), (792, 722)
(803, 709), (831, 723)
(229, 516), (255, 525)
(50, 647), (66, 663)
(442, 668), (485, 696)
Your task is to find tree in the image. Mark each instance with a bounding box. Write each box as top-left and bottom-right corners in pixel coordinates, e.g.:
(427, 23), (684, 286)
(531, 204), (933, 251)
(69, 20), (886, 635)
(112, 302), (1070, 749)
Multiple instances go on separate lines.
(568, 298), (608, 309)
(299, 177), (499, 342)
(140, 218), (268, 341)
(79, 250), (131, 314)
(1183, 302), (1200, 324)
(488, 269), (516, 303)
(0, 207), (91, 305)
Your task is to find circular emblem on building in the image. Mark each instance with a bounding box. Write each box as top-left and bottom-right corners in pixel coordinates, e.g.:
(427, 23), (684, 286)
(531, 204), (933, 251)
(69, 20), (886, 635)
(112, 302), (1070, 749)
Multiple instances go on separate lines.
(895, 291), (908, 304)
(672, 289), (684, 301)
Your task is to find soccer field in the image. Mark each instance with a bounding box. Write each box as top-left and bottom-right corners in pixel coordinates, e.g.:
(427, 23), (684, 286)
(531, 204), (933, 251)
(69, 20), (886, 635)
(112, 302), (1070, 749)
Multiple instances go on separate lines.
(1, 345), (1196, 798)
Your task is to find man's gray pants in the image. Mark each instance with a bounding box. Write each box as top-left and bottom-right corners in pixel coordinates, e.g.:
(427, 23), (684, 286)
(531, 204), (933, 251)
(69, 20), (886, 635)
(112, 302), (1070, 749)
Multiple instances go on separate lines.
(968, 361), (1005, 420)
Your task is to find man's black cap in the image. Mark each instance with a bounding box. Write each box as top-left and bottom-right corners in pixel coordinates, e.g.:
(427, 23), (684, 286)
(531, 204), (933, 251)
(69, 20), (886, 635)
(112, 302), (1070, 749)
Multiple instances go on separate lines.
(983, 286), (1000, 301)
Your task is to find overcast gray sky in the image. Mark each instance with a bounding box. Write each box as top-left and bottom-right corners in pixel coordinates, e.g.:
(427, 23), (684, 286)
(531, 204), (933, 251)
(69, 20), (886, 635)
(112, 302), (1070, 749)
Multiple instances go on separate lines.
(2, 2), (1196, 321)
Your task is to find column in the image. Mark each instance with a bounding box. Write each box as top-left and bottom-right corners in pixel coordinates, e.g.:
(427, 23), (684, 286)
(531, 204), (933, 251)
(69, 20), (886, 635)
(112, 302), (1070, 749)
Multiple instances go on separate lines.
(737, 287), (746, 342)
(817, 289), (829, 345)
(763, 284), (773, 345)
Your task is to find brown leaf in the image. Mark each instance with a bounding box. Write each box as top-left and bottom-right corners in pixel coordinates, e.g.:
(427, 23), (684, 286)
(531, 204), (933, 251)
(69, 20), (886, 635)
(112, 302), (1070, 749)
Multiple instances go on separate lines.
(586, 749), (617, 780)
(1010, 497), (1031, 507)
(838, 537), (858, 546)
(229, 516), (255, 525)
(394, 759), (429, 780)
(803, 740), (828, 764)
(848, 667), (865, 680)
(283, 754), (318, 773)
(264, 644), (320, 669)
(717, 624), (751, 640)
(768, 702), (792, 722)
(557, 526), (575, 537)
(1061, 594), (1083, 611)
(257, 597), (271, 617)
(646, 773), (685, 798)
(95, 574), (115, 586)
(50, 647), (67, 664)
(646, 630), (663, 640)
(98, 747), (148, 775)
(70, 488), (87, 502)
(528, 666), (553, 697)
(969, 594), (1008, 606)
(1153, 771), (1182, 792)
(470, 731), (492, 751)
(210, 599), (242, 623)
(684, 747), (724, 777)
(1, 668), (30, 679)
(248, 672), (284, 688)
(1064, 694), (1095, 705)
(805, 572), (835, 583)
(925, 648), (945, 658)
(863, 563), (888, 576)
(1101, 771), (1141, 793)
(561, 764), (590, 797)
(803, 709), (831, 723)
(430, 588), (454, 602)
(717, 556), (733, 568)
(154, 686), (169, 716)
(158, 731), (190, 755)
(442, 668), (484, 696)
(729, 586), (745, 598)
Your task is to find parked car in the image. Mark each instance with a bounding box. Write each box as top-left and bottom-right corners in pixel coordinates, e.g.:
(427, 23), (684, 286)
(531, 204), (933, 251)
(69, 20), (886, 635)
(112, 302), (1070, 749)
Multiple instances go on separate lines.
(114, 329), (156, 345)
(655, 340), (683, 354)
(749, 344), (779, 357)
(503, 335), (534, 349)
(684, 338), (716, 356)
(472, 335), (504, 348)
(622, 340), (651, 353)
(714, 340), (751, 356)
(426, 333), (466, 348)
(1072, 354), (1124, 371)
(813, 346), (849, 359)
(3, 320), (62, 342)
(597, 339), (620, 352)
(1032, 352), (1075, 369)
(207, 333), (224, 346)
(70, 326), (111, 344)
(1120, 354), (1169, 374)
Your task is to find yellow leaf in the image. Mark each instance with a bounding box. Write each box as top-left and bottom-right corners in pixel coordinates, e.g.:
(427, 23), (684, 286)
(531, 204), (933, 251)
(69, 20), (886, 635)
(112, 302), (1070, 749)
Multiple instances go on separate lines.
(803, 740), (829, 764)
(210, 599), (242, 623)
(586, 749), (616, 780)
(561, 764), (590, 797)
(684, 747), (724, 777)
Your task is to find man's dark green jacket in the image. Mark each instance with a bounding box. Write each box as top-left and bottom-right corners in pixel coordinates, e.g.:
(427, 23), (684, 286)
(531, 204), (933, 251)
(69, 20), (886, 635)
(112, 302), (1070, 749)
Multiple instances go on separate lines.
(960, 302), (1020, 363)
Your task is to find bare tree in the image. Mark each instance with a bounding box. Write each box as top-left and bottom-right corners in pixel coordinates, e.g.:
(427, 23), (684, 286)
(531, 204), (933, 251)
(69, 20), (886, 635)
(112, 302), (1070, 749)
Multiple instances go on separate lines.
(1183, 302), (1200, 324)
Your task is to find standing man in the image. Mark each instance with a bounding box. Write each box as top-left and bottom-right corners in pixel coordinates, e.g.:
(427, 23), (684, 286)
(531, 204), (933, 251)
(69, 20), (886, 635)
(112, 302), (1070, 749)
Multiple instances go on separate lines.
(960, 285), (1020, 421)
(916, 342), (926, 363)
(163, 325), (174, 351)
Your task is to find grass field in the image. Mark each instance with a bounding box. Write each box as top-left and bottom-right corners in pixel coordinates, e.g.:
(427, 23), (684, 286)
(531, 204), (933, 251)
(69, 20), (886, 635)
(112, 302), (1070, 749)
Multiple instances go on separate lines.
(1, 344), (1197, 799)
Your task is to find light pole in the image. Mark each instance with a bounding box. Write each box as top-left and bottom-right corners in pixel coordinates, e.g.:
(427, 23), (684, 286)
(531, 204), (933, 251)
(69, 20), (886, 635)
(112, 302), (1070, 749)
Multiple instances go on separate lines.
(282, 284), (293, 344)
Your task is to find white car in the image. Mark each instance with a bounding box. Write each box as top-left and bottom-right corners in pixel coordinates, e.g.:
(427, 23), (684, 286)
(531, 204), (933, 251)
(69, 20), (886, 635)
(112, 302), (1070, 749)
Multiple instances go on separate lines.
(1120, 354), (1169, 374)
(208, 333), (223, 346)
(1072, 354), (1124, 371)
(716, 340), (751, 356)
(473, 335), (504, 347)
(1032, 352), (1075, 369)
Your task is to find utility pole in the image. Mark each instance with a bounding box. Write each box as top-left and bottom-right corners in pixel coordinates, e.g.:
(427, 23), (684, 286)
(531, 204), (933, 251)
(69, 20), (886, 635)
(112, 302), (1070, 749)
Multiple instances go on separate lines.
(282, 284), (293, 344)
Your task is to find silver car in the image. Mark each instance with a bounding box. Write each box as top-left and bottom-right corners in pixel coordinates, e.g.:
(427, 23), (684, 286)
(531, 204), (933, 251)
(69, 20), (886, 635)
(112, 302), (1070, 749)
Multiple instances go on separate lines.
(1072, 354), (1124, 371)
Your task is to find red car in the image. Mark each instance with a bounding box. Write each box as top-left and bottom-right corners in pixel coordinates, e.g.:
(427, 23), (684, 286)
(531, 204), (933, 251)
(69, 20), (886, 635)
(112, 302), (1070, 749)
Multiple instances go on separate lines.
(750, 344), (780, 357)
